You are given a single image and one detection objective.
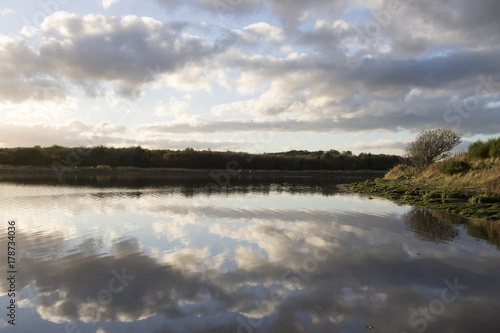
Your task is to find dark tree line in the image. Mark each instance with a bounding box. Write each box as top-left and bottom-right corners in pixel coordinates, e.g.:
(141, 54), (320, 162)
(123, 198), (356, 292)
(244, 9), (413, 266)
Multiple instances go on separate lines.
(0, 146), (403, 171)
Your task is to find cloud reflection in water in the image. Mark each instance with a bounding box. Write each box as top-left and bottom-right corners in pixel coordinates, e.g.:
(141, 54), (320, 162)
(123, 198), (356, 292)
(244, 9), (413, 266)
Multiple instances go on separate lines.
(0, 183), (499, 332)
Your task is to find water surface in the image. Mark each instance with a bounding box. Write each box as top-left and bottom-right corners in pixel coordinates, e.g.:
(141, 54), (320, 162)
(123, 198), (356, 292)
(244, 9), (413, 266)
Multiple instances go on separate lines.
(1, 179), (499, 333)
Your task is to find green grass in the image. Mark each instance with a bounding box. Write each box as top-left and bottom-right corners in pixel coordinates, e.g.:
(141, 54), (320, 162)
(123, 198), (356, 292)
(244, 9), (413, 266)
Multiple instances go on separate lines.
(343, 178), (500, 221)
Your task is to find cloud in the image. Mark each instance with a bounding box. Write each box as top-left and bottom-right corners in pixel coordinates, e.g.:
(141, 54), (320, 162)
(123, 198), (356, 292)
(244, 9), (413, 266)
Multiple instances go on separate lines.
(1, 8), (14, 16)
(142, 98), (500, 136)
(0, 121), (130, 148)
(156, 0), (263, 18)
(389, 0), (500, 54)
(2, 0), (499, 149)
(101, 0), (120, 10)
(154, 94), (192, 117)
(39, 12), (218, 95)
(0, 36), (68, 104)
(348, 139), (408, 153)
(0, 120), (247, 150)
(156, 0), (349, 29)
(1, 12), (221, 105)
(159, 62), (230, 92)
(243, 22), (284, 43)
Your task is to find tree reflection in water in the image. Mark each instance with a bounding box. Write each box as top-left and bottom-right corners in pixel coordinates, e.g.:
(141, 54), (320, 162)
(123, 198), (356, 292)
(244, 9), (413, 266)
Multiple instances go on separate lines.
(403, 207), (460, 243)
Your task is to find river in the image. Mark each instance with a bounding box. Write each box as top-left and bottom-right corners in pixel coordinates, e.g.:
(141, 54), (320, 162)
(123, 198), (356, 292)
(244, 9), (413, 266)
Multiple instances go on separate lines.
(1, 176), (499, 333)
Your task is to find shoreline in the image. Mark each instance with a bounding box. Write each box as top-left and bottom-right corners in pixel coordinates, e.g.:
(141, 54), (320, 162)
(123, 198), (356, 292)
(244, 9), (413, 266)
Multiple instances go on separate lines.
(342, 178), (500, 221)
(0, 165), (387, 178)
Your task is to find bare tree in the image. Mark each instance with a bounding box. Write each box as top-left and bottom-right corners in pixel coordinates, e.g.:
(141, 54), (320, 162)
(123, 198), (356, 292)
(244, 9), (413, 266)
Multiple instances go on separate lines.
(405, 129), (461, 168)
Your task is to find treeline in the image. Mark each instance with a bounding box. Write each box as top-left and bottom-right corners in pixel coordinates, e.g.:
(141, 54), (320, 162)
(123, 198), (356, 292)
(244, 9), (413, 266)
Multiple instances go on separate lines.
(0, 146), (403, 171)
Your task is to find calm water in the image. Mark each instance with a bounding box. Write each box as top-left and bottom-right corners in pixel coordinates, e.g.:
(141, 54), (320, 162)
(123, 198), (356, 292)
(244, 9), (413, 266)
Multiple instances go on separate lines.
(1, 178), (499, 333)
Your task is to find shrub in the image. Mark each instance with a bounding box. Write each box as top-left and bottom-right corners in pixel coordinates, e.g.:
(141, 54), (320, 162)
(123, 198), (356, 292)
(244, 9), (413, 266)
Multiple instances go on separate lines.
(468, 140), (489, 159)
(468, 137), (500, 159)
(441, 159), (471, 175)
(489, 139), (500, 158)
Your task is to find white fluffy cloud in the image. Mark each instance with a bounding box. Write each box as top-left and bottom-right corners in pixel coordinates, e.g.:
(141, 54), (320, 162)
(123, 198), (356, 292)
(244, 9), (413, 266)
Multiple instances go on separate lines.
(101, 0), (120, 10)
(243, 22), (284, 43)
(1, 8), (14, 16)
(155, 95), (192, 117)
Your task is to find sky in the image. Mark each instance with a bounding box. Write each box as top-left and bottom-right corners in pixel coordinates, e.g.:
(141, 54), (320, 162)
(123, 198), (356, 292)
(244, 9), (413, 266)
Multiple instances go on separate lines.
(0, 0), (499, 154)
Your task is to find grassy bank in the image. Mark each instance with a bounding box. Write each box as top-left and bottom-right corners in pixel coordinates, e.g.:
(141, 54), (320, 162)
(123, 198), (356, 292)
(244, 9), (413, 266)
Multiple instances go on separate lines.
(343, 156), (500, 221)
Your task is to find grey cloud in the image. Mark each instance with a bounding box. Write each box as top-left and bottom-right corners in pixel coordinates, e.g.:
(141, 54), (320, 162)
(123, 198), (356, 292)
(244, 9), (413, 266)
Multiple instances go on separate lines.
(348, 51), (500, 91)
(39, 13), (219, 97)
(0, 38), (68, 103)
(137, 101), (500, 136)
(406, 0), (500, 45)
(157, 0), (496, 44)
(297, 23), (354, 53)
(334, 106), (500, 135)
(2, 0), (499, 143)
(137, 119), (309, 134)
(1, 13), (222, 104)
(208, 42), (500, 134)
(159, 0), (263, 16)
(257, 0), (349, 30)
(370, 0), (500, 57)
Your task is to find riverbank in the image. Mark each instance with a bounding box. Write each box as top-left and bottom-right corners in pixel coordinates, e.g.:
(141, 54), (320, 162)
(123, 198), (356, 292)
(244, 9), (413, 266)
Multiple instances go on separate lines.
(0, 165), (386, 181)
(342, 156), (500, 221)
